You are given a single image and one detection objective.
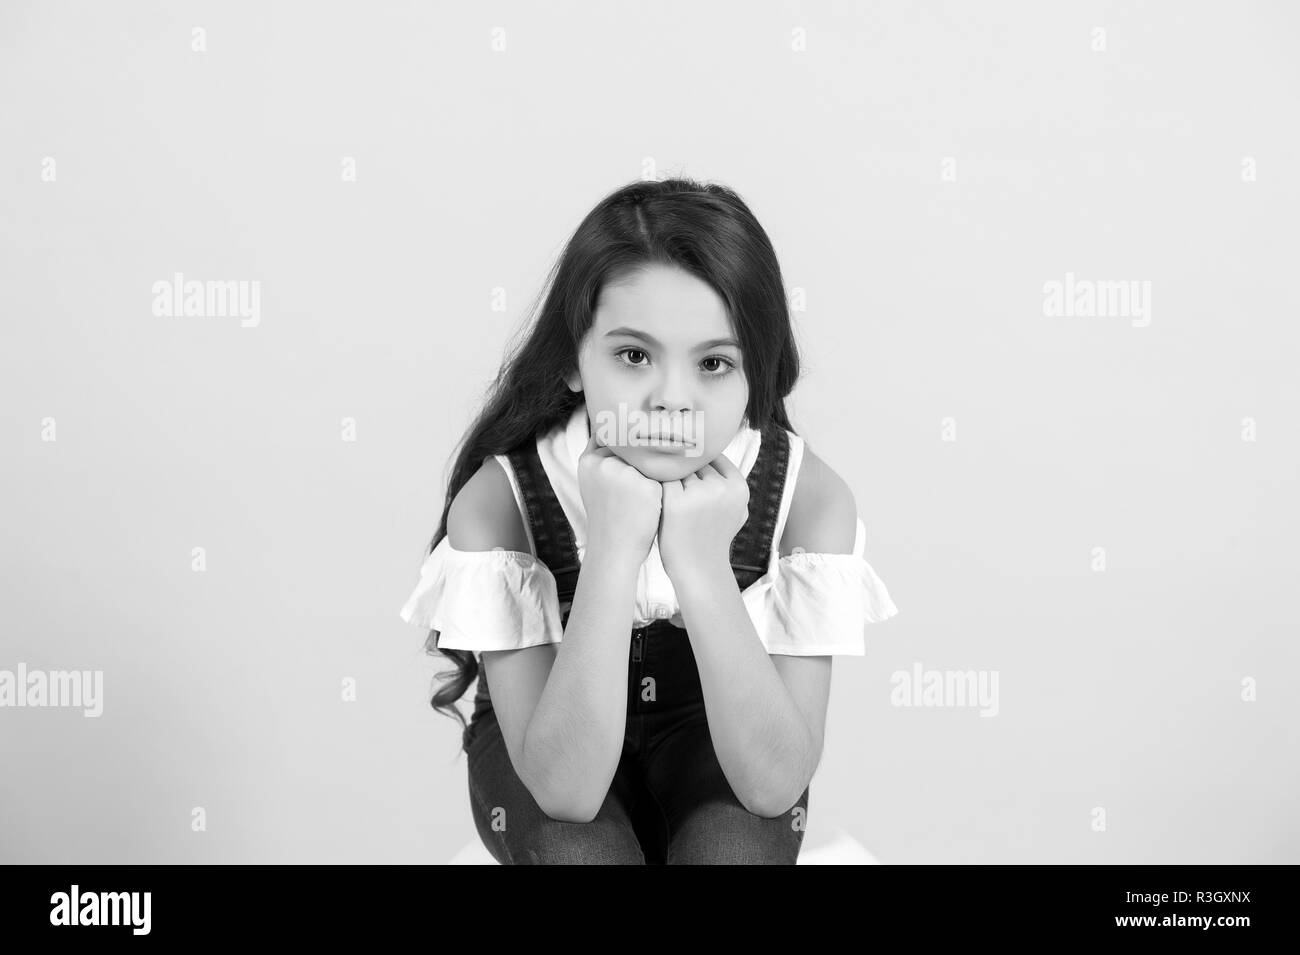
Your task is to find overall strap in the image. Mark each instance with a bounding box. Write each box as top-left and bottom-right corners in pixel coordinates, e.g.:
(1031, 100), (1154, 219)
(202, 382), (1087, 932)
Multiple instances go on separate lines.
(727, 420), (791, 592)
(504, 439), (583, 604)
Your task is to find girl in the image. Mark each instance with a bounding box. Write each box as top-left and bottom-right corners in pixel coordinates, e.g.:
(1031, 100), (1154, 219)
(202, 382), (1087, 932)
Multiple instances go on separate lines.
(400, 178), (899, 864)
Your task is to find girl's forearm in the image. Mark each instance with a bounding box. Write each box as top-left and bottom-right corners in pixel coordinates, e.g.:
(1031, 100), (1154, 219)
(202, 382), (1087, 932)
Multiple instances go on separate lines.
(520, 543), (641, 822)
(674, 559), (817, 818)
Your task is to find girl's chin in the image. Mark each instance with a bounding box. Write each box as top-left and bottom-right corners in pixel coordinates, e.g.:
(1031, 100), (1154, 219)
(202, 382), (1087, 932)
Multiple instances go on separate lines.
(620, 447), (714, 481)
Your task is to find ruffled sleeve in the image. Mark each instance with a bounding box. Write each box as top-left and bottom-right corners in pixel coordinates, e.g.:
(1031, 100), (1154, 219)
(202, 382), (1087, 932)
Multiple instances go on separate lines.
(740, 519), (899, 656)
(398, 537), (564, 652)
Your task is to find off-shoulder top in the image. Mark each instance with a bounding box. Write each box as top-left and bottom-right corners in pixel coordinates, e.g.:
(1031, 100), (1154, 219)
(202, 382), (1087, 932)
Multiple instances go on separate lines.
(400, 405), (898, 655)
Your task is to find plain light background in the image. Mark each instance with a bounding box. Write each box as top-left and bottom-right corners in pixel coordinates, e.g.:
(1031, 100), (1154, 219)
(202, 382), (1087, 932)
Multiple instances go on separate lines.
(1, 1), (1296, 864)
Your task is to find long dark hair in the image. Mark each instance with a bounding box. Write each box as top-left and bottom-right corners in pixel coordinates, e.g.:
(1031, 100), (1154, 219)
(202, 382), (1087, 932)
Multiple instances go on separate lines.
(421, 176), (802, 750)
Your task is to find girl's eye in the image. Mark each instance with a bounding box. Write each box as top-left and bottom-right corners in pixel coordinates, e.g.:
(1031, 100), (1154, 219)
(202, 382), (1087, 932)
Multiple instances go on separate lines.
(615, 349), (736, 376)
(618, 348), (649, 367)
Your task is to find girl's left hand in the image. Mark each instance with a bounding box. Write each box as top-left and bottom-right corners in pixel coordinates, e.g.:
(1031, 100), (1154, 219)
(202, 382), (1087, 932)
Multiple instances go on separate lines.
(657, 452), (750, 581)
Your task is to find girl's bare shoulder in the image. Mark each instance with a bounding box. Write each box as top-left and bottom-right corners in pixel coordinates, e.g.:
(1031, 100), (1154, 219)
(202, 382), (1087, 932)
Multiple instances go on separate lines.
(778, 444), (857, 557)
(447, 457), (532, 554)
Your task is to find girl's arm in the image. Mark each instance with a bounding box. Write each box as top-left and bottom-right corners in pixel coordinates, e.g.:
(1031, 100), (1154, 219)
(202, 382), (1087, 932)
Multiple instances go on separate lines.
(450, 457), (646, 824)
(517, 538), (642, 822)
(673, 564), (822, 818)
(671, 448), (853, 818)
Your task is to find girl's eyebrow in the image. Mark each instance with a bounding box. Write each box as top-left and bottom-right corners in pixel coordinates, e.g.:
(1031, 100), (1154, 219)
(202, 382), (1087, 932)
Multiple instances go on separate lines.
(603, 327), (741, 351)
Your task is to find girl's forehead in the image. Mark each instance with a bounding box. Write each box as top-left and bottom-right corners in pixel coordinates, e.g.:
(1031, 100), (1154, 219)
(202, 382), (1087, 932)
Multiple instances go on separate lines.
(594, 274), (736, 342)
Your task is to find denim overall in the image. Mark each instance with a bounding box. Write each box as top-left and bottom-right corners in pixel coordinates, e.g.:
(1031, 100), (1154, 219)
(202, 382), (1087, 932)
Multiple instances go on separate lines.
(461, 419), (810, 864)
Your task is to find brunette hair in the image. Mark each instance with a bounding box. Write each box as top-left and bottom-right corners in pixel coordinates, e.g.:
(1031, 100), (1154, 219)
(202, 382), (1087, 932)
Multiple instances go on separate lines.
(421, 177), (802, 750)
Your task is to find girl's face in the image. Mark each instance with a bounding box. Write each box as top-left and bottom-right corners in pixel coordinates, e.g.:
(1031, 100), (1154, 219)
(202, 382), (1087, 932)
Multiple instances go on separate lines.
(566, 263), (750, 482)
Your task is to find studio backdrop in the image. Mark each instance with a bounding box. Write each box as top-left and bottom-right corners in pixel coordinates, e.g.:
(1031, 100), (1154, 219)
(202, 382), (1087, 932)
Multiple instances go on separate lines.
(1, 0), (1296, 864)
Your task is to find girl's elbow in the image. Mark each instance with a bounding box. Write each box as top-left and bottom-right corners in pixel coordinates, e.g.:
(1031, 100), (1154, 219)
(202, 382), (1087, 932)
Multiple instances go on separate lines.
(744, 764), (813, 819)
(744, 790), (797, 820)
(539, 797), (601, 825)
(526, 773), (602, 823)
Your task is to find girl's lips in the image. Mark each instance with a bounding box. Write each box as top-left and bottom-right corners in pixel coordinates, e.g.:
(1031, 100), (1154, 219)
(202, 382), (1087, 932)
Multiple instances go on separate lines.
(644, 434), (689, 444)
(646, 446), (694, 456)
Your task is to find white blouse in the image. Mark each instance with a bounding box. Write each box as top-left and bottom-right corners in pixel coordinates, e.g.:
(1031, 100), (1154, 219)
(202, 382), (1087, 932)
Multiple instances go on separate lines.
(400, 405), (899, 656)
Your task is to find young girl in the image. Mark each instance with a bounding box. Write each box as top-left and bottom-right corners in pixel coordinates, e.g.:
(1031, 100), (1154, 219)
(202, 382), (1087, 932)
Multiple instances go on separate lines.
(400, 178), (899, 864)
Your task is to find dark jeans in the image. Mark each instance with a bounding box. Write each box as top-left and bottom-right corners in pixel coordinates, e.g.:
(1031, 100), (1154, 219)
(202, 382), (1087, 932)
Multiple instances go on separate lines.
(465, 621), (810, 864)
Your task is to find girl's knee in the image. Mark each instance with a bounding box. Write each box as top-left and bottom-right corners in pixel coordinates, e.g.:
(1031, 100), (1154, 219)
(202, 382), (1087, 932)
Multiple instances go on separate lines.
(510, 813), (646, 864)
(470, 763), (648, 863)
(666, 796), (809, 864)
(473, 793), (645, 863)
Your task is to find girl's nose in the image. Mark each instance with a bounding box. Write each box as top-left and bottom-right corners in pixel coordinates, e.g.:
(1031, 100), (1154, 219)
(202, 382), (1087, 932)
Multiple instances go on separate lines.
(649, 366), (691, 415)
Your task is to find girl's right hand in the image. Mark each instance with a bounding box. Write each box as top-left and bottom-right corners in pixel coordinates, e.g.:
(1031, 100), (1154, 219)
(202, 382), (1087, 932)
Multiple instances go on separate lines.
(577, 430), (662, 565)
